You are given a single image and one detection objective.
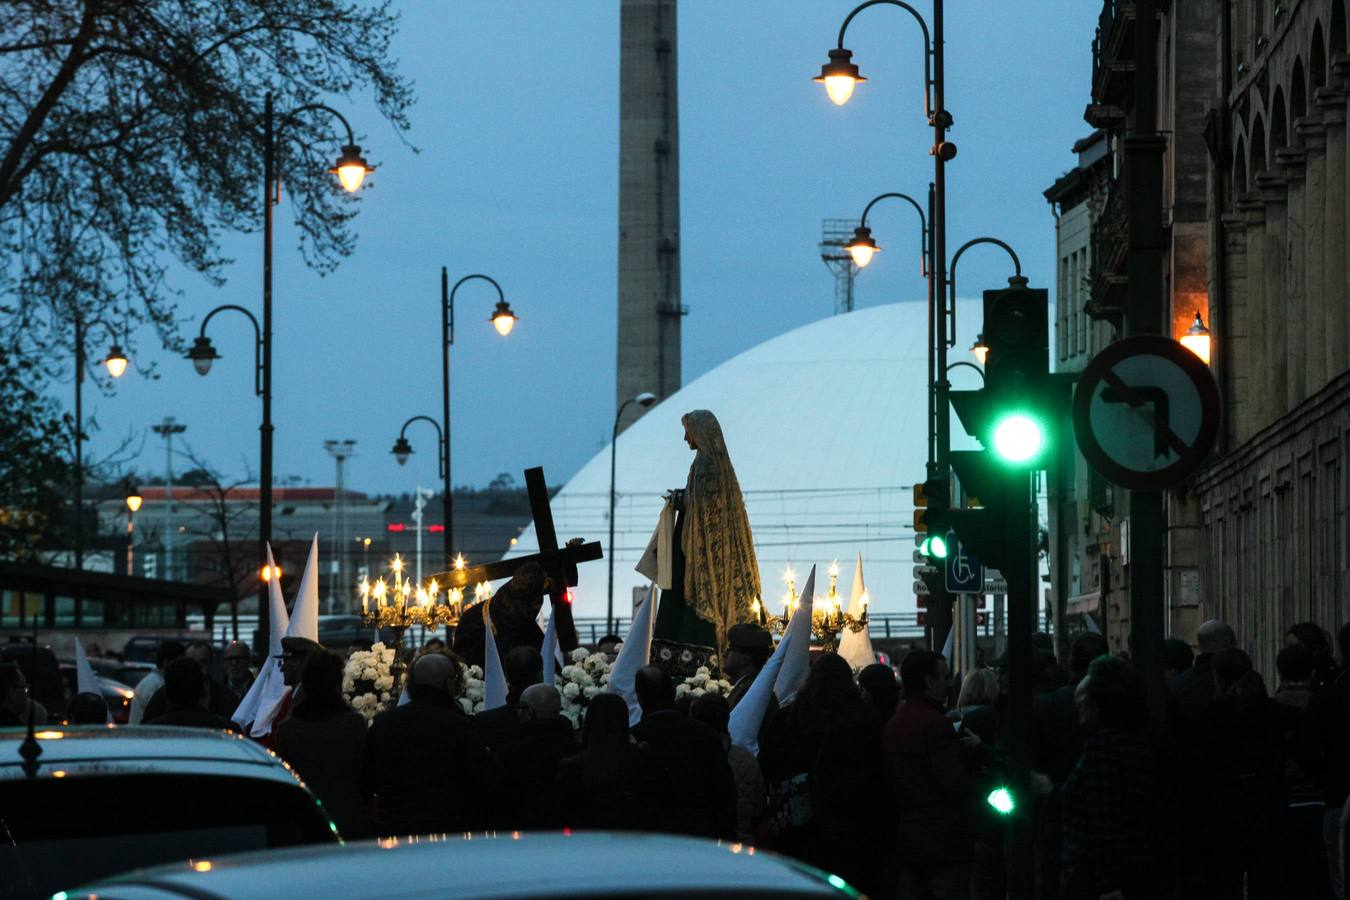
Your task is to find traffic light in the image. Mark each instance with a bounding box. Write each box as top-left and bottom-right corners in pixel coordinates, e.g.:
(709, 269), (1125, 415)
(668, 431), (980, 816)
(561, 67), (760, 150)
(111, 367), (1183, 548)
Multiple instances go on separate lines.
(916, 478), (949, 560)
(986, 786), (1016, 816)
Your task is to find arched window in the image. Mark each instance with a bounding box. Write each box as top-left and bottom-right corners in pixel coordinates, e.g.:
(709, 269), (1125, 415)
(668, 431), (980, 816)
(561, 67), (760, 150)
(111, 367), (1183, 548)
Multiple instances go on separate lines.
(1251, 116), (1267, 175)
(1291, 58), (1307, 131)
(1271, 88), (1288, 153)
(1234, 135), (1249, 195)
(1311, 22), (1327, 89)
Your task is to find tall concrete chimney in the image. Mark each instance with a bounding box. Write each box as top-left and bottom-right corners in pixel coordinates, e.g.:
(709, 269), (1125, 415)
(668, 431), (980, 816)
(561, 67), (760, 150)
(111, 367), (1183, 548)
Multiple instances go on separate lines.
(616, 0), (683, 433)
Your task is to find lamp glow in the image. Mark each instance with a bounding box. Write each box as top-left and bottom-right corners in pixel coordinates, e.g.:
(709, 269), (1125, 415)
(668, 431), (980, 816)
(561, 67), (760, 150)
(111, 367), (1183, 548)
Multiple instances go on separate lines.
(814, 48), (865, 106)
(1180, 311), (1212, 364)
(490, 300), (518, 337)
(126, 494), (143, 513)
(992, 414), (1044, 463)
(846, 226), (879, 268)
(971, 334), (989, 366)
(330, 144), (373, 193)
(260, 563), (282, 582)
(987, 786), (1015, 815)
(103, 345), (129, 378)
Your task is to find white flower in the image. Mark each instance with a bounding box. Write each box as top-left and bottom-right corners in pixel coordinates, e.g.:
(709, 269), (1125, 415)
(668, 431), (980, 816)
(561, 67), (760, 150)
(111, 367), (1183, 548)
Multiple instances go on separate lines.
(380, 691), (391, 702)
(583, 685), (601, 699)
(375, 675), (394, 690)
(675, 683), (690, 698)
(691, 687), (705, 698)
(468, 665), (484, 679)
(694, 666), (711, 677)
(574, 672), (594, 688)
(563, 683), (581, 699)
(570, 647), (589, 662)
(457, 698), (474, 715)
(371, 642), (386, 653)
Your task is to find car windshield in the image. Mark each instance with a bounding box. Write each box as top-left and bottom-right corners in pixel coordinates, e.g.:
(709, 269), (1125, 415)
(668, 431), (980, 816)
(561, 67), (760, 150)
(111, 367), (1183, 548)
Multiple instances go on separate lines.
(0, 773), (337, 899)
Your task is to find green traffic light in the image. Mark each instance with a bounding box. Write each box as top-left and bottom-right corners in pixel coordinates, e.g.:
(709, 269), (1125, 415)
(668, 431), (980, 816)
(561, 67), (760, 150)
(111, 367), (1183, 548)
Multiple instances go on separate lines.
(987, 786), (1015, 815)
(992, 413), (1045, 463)
(929, 534), (948, 559)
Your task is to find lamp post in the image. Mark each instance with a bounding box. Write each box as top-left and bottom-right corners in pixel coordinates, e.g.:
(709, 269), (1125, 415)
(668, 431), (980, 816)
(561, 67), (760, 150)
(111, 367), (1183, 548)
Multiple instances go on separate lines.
(393, 270), (518, 572)
(186, 93), (371, 655)
(608, 391), (657, 635)
(817, 0), (956, 651)
(125, 492), (143, 577)
(70, 311), (129, 570)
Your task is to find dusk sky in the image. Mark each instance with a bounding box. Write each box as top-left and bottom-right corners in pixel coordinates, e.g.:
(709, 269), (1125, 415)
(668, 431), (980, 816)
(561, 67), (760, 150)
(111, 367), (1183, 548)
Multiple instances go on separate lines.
(80, 1), (1094, 497)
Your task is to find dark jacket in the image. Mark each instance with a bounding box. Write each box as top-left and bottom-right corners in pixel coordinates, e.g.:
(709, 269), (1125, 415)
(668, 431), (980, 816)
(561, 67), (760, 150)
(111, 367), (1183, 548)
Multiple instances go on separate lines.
(144, 677), (238, 723)
(498, 716), (578, 829)
(275, 706), (370, 838)
(1033, 678), (1085, 785)
(632, 709), (737, 839)
(452, 598), (544, 669)
(1201, 693), (1287, 841)
(474, 699), (523, 753)
(1307, 669), (1350, 807)
(1061, 729), (1157, 897)
(555, 741), (668, 831)
(884, 695), (974, 862)
(362, 689), (501, 835)
(1167, 653), (1216, 721)
(145, 705), (239, 732)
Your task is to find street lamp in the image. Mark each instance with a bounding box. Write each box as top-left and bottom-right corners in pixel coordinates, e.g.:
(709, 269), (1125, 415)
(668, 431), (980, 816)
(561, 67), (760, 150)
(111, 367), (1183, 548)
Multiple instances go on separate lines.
(608, 391), (658, 634)
(818, 0), (956, 655)
(186, 93), (372, 656)
(971, 334), (989, 365)
(1180, 311), (1212, 364)
(394, 270), (518, 572)
(70, 312), (129, 569)
(847, 191), (929, 271)
(125, 492), (142, 577)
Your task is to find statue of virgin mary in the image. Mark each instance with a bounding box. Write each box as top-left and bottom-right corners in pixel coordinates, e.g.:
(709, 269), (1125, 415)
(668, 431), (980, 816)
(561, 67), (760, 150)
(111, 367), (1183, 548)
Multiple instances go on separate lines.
(647, 410), (762, 665)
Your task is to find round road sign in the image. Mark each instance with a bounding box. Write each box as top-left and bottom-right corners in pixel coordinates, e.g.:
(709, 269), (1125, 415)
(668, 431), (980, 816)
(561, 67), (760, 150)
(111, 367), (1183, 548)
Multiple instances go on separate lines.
(1072, 335), (1220, 491)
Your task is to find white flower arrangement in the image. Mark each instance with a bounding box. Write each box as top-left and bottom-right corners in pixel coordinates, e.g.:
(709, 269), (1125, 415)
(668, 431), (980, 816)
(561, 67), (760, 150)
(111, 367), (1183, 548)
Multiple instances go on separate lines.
(342, 642), (398, 722)
(674, 666), (734, 702)
(454, 645), (618, 727)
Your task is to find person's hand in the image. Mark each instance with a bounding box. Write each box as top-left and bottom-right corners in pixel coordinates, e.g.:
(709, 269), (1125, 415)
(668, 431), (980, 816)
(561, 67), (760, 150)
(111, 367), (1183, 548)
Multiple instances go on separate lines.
(1030, 771), (1054, 797)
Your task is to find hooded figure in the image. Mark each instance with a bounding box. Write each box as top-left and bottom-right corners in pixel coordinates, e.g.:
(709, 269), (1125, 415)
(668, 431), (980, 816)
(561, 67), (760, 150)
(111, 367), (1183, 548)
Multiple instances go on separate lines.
(669, 410), (762, 654)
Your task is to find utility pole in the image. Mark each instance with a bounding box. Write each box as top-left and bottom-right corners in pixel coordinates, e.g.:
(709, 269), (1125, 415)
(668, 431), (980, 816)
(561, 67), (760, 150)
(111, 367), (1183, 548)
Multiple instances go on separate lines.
(151, 418), (186, 580)
(324, 439), (356, 612)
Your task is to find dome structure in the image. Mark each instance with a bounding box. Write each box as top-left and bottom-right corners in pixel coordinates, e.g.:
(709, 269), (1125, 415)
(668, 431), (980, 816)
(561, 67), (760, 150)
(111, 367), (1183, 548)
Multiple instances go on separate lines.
(504, 300), (985, 621)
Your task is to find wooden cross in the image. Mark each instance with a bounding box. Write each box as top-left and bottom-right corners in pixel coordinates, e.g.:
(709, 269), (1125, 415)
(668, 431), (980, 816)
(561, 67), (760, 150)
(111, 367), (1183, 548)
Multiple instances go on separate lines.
(429, 466), (600, 650)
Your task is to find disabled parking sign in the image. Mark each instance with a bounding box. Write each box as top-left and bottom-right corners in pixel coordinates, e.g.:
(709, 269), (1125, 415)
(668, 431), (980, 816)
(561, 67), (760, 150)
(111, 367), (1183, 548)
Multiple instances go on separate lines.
(945, 530), (984, 594)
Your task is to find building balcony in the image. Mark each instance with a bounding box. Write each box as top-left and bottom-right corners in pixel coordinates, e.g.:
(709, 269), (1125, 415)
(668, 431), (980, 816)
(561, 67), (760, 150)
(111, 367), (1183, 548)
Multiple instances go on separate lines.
(1091, 0), (1136, 112)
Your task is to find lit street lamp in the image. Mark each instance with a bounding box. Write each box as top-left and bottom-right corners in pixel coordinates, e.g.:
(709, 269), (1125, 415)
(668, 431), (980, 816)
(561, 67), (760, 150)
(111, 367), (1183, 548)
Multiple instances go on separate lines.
(71, 311), (129, 569)
(186, 93), (372, 656)
(608, 391), (657, 634)
(393, 270), (518, 572)
(125, 492), (142, 577)
(1180, 311), (1212, 364)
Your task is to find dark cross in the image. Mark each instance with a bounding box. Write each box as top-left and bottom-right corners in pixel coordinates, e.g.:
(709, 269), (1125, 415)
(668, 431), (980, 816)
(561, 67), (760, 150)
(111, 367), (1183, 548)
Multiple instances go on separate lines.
(428, 467), (600, 652)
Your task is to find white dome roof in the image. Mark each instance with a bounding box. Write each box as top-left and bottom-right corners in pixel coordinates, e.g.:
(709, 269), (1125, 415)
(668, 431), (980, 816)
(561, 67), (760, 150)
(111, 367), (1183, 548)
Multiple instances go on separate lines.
(507, 301), (983, 619)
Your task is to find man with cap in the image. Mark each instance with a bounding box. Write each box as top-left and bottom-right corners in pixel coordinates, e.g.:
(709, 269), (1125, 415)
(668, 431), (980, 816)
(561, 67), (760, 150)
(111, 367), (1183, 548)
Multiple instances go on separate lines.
(723, 623), (773, 710)
(265, 636), (325, 744)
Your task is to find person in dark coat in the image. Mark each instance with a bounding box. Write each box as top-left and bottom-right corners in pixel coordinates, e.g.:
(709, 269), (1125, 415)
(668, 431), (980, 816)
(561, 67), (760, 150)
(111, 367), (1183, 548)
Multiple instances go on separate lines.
(723, 623), (773, 709)
(555, 692), (667, 831)
(146, 657), (239, 731)
(362, 652), (501, 835)
(452, 562), (548, 668)
(631, 665), (737, 839)
(1307, 622), (1350, 898)
(498, 683), (577, 830)
(143, 641), (238, 722)
(1200, 647), (1286, 899)
(1285, 621), (1341, 690)
(474, 645), (542, 753)
(760, 652), (887, 898)
(1168, 619), (1236, 719)
(274, 651), (370, 839)
(1271, 642), (1332, 900)
(1059, 655), (1157, 900)
(858, 662), (900, 725)
(885, 649), (976, 900)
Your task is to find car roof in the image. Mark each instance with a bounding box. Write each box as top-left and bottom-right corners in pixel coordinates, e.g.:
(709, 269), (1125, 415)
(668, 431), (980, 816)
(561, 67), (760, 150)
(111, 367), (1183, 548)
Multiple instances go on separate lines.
(0, 725), (300, 785)
(76, 832), (854, 898)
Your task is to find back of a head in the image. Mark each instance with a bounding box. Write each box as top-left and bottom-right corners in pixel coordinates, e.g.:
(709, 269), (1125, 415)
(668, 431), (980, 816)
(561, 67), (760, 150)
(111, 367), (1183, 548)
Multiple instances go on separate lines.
(582, 692), (630, 748)
(409, 651), (459, 698)
(1161, 638), (1194, 673)
(157, 639), (185, 670)
(797, 652), (857, 711)
(164, 656), (205, 708)
(187, 641), (214, 669)
(68, 691), (109, 724)
(1289, 622), (1328, 653)
(858, 663), (899, 715)
(900, 649), (943, 698)
(957, 668), (999, 709)
(635, 665), (674, 712)
(1197, 620), (1237, 655)
(300, 651), (344, 700)
(1212, 646), (1253, 692)
(689, 693), (730, 735)
(1277, 642), (1315, 684)
(1070, 633), (1110, 678)
(1083, 655), (1147, 731)
(520, 683), (562, 719)
(504, 645), (544, 691)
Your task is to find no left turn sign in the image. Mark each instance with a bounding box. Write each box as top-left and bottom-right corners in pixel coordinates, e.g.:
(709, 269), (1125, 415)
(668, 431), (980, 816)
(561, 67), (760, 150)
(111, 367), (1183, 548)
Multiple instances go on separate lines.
(1072, 335), (1220, 491)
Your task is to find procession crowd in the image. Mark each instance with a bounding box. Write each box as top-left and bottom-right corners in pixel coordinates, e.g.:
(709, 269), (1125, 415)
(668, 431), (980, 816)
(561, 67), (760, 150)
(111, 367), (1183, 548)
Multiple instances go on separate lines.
(7, 612), (1349, 900)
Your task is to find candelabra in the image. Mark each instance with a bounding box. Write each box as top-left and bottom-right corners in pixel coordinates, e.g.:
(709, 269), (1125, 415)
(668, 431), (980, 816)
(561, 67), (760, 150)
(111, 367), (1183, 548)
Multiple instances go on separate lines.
(753, 562), (868, 652)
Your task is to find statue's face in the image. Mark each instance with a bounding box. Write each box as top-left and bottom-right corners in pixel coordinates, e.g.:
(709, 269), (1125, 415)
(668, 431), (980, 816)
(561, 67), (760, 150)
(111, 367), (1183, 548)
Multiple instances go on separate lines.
(683, 425), (697, 450)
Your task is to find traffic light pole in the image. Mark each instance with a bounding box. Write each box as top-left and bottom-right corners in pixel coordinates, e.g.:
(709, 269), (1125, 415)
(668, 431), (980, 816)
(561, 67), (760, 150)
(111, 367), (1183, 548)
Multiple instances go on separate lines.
(1002, 471), (1037, 899)
(929, 0), (954, 655)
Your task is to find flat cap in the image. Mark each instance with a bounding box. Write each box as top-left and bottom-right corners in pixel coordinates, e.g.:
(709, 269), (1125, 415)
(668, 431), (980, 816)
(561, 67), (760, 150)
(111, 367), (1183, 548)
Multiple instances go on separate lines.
(278, 636), (325, 658)
(727, 623), (773, 653)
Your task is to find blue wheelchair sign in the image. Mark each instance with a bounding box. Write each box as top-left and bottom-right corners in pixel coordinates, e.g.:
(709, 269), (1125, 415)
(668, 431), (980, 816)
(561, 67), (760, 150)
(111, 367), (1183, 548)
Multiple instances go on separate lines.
(945, 530), (984, 594)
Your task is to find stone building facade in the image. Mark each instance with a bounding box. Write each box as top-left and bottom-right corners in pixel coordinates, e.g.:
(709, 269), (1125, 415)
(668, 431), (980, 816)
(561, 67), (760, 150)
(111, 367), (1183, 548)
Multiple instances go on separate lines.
(1054, 0), (1350, 675)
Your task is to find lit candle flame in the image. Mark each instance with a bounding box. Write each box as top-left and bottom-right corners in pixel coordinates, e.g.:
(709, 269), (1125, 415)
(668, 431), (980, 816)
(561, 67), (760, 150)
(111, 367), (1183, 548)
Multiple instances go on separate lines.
(427, 578), (440, 603)
(390, 554), (404, 576)
(828, 559), (840, 578)
(373, 578), (388, 607)
(453, 553), (467, 571)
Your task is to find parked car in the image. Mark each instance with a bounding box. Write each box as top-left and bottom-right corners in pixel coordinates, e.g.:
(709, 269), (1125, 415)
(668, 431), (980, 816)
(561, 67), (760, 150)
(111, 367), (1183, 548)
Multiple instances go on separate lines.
(0, 726), (339, 899)
(0, 641), (67, 719)
(57, 663), (136, 723)
(65, 832), (860, 899)
(88, 657), (157, 688)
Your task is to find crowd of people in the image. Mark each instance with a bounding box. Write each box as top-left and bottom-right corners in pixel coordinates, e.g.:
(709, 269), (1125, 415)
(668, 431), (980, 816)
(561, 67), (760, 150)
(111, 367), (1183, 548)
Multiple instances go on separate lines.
(5, 612), (1348, 900)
